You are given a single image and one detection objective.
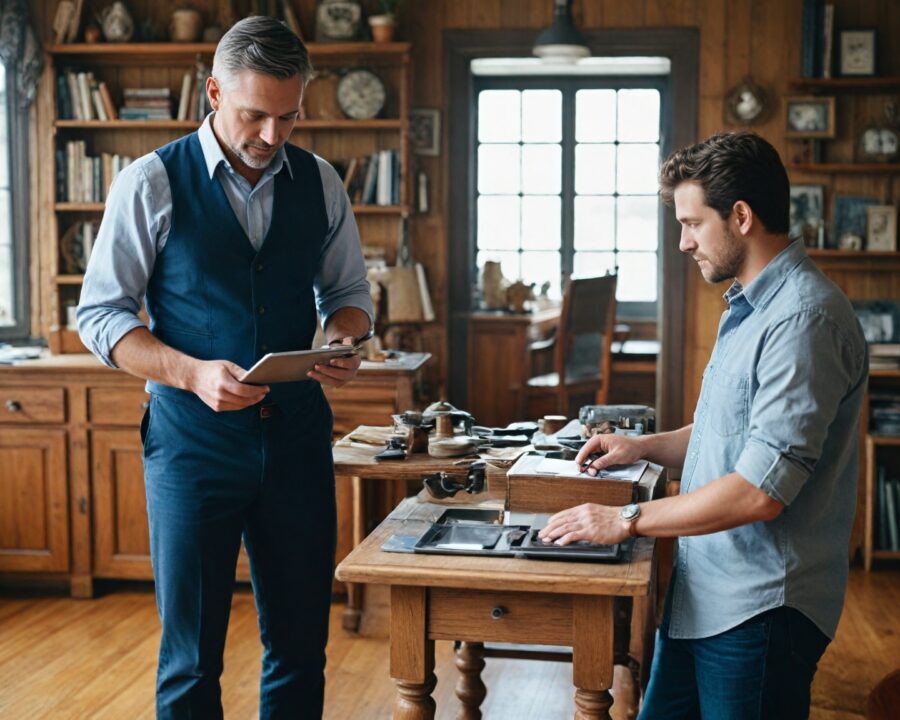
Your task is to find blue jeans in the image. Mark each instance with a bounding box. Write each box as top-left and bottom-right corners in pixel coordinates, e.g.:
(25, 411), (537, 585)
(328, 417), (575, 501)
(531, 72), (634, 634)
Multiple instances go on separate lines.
(142, 390), (336, 720)
(639, 603), (830, 719)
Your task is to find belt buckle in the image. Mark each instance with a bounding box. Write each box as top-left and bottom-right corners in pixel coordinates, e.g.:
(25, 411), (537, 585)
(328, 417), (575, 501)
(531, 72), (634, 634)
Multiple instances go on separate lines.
(259, 405), (276, 420)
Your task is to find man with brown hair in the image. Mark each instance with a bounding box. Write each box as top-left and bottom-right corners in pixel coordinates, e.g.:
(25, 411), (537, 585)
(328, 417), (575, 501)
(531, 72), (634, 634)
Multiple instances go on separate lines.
(540, 131), (867, 719)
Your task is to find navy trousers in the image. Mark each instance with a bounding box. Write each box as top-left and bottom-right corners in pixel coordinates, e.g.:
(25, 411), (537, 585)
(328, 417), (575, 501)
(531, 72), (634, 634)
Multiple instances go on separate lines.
(142, 390), (336, 720)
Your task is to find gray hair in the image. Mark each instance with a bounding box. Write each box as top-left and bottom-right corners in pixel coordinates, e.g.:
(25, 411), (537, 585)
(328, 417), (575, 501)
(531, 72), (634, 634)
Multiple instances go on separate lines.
(212, 16), (312, 89)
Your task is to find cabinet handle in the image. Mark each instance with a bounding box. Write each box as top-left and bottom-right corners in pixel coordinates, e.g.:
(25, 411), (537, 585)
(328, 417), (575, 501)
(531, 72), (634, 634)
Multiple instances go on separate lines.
(490, 606), (506, 620)
(77, 497), (87, 514)
(5, 399), (21, 413)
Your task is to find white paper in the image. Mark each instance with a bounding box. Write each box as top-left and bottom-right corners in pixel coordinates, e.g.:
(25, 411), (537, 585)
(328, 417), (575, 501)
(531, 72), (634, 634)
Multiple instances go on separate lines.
(533, 457), (647, 481)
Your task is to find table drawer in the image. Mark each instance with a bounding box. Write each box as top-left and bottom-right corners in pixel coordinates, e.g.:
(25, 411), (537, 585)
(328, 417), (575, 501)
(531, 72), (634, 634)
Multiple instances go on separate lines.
(88, 388), (150, 425)
(0, 387), (66, 424)
(428, 588), (573, 645)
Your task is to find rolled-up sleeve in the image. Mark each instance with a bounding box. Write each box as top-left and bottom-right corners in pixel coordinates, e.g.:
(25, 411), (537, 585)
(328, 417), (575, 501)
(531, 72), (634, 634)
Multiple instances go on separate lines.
(735, 310), (863, 505)
(313, 157), (374, 327)
(76, 156), (168, 367)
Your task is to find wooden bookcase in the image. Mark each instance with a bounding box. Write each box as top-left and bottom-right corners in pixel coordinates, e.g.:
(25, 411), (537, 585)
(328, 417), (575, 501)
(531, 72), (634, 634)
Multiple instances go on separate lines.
(41, 40), (412, 353)
(863, 370), (900, 570)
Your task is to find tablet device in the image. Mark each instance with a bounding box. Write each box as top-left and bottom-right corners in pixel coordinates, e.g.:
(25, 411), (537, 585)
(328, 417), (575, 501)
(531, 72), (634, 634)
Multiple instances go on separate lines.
(239, 346), (356, 385)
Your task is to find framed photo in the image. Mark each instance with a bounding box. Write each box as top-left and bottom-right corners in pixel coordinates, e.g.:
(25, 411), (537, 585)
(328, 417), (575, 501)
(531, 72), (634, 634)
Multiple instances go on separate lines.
(410, 108), (441, 156)
(866, 205), (897, 252)
(789, 184), (824, 246)
(785, 96), (836, 139)
(833, 195), (879, 247)
(852, 300), (900, 343)
(839, 29), (876, 76)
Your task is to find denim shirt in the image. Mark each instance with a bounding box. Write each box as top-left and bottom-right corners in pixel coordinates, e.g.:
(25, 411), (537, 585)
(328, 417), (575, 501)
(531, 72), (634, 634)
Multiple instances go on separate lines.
(670, 240), (867, 640)
(77, 114), (373, 368)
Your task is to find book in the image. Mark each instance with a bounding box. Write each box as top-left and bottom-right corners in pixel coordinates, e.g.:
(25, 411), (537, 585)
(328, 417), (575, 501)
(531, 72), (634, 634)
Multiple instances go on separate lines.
(376, 149), (392, 206)
(361, 153), (379, 204)
(821, 4), (834, 79)
(98, 82), (117, 120)
(76, 72), (94, 120)
(878, 466), (889, 550)
(885, 478), (899, 551)
(176, 71), (193, 121)
(415, 263), (435, 322)
(91, 88), (108, 121)
(280, 0), (303, 40)
(56, 74), (72, 119)
(65, 70), (82, 120)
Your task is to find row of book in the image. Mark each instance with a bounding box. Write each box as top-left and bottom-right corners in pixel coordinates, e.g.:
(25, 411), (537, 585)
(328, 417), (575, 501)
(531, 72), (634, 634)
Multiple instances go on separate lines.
(56, 141), (133, 203)
(335, 150), (401, 206)
(57, 69), (116, 121)
(876, 466), (900, 551)
(871, 393), (900, 435)
(800, 0), (835, 78)
(870, 345), (900, 372)
(175, 63), (213, 121)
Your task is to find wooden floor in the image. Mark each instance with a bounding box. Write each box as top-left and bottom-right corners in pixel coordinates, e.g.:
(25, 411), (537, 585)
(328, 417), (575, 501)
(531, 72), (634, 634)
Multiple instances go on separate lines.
(1, 567), (899, 719)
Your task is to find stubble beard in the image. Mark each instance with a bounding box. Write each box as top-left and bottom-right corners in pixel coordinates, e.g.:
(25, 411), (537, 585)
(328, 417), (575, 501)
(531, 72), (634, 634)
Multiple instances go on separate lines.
(701, 225), (746, 284)
(232, 141), (278, 170)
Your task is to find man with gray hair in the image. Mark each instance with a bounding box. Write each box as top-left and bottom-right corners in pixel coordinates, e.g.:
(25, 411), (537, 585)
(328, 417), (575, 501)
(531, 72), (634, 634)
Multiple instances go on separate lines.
(78, 16), (373, 719)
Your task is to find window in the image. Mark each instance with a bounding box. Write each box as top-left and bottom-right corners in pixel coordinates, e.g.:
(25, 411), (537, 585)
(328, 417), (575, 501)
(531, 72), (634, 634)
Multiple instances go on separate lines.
(474, 76), (666, 317)
(0, 58), (29, 339)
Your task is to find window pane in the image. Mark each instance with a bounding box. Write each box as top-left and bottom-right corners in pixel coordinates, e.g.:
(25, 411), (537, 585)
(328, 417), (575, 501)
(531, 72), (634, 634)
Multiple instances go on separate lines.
(520, 251), (561, 295)
(574, 196), (615, 250)
(477, 250), (520, 285)
(478, 144), (520, 194)
(617, 144), (659, 194)
(522, 90), (561, 143)
(575, 89), (616, 143)
(616, 252), (658, 302)
(521, 196), (560, 250)
(478, 90), (521, 142)
(617, 196), (659, 251)
(617, 89), (660, 143)
(0, 235), (12, 328)
(575, 144), (615, 194)
(522, 144), (561, 194)
(573, 251), (616, 278)
(478, 196), (520, 252)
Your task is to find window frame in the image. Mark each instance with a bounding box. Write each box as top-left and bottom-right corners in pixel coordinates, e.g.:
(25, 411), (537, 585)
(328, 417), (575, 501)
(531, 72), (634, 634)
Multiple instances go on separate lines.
(472, 74), (669, 319)
(0, 58), (31, 342)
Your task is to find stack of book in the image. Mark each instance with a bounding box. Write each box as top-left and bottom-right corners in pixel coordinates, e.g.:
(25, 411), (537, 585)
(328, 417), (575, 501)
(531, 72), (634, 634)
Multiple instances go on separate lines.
(120, 88), (173, 121)
(876, 465), (900, 551)
(56, 141), (132, 202)
(870, 394), (900, 436)
(870, 344), (900, 371)
(336, 150), (400, 206)
(57, 69), (116, 120)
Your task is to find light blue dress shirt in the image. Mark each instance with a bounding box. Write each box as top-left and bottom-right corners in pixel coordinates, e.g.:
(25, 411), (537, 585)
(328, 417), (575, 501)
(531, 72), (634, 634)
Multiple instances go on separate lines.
(77, 114), (373, 367)
(670, 240), (867, 640)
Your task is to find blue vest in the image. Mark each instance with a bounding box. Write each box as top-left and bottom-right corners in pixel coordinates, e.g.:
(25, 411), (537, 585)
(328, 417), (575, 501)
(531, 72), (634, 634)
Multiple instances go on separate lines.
(147, 133), (328, 425)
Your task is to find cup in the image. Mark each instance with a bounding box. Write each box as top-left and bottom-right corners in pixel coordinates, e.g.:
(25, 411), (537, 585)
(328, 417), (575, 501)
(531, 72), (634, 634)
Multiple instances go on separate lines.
(542, 415), (568, 435)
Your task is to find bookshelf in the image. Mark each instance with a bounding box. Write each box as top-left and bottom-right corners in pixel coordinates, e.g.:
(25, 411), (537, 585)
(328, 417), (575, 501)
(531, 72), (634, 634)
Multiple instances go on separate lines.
(42, 41), (412, 353)
(864, 431), (900, 570)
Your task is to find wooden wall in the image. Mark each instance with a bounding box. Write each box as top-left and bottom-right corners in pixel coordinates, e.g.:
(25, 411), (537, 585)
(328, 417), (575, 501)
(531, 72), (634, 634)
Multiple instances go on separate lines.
(29, 0), (900, 421)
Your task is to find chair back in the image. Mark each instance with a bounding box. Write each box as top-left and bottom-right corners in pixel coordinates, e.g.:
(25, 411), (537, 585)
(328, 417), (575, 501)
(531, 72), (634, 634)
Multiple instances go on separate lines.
(554, 274), (618, 390)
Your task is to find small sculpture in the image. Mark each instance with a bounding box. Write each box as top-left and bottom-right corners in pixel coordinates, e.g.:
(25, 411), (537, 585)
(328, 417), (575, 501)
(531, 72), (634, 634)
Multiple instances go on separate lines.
(480, 261), (508, 310)
(505, 280), (535, 313)
(99, 1), (135, 42)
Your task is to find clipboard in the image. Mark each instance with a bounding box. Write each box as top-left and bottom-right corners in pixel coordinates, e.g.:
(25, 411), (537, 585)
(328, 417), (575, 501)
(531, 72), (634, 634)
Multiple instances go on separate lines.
(239, 346), (356, 385)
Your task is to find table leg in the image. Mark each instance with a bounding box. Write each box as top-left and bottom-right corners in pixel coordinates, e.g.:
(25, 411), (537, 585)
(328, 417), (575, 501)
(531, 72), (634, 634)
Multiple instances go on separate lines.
(341, 475), (366, 633)
(454, 641), (486, 719)
(391, 586), (436, 720)
(572, 595), (614, 720)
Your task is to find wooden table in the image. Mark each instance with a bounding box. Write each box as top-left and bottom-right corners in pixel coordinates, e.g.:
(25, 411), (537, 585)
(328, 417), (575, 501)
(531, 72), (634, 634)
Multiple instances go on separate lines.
(335, 469), (663, 720)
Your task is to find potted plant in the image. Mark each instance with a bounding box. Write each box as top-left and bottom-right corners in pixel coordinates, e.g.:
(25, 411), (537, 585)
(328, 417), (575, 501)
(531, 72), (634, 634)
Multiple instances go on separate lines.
(368, 0), (401, 43)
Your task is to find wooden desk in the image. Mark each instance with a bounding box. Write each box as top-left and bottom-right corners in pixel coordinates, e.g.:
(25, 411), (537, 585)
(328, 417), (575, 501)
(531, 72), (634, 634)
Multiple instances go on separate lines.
(335, 466), (664, 720)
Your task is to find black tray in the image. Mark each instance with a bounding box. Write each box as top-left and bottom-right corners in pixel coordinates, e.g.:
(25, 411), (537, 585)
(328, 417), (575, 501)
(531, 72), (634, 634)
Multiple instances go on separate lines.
(518, 528), (621, 562)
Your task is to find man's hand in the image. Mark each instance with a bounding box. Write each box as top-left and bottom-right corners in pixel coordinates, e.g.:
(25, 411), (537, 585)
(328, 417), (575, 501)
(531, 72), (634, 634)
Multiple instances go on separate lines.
(575, 433), (646, 475)
(538, 503), (630, 546)
(307, 336), (362, 388)
(189, 359), (269, 411)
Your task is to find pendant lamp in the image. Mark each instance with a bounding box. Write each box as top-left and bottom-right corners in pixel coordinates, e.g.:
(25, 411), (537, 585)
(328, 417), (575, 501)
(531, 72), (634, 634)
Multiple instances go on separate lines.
(532, 0), (590, 64)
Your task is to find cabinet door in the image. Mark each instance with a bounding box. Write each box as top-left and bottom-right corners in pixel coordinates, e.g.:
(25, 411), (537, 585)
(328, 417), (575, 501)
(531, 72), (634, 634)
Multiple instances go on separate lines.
(0, 428), (69, 572)
(91, 429), (153, 579)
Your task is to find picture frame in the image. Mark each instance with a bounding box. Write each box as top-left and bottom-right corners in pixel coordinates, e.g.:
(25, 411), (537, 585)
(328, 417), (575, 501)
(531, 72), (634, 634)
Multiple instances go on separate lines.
(852, 300), (900, 343)
(789, 184), (824, 246)
(839, 29), (876, 77)
(784, 96), (836, 139)
(833, 195), (879, 247)
(410, 108), (441, 156)
(866, 205), (897, 252)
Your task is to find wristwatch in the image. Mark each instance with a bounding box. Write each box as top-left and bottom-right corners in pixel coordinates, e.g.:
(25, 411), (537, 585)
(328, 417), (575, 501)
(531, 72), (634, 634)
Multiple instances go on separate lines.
(620, 503), (642, 538)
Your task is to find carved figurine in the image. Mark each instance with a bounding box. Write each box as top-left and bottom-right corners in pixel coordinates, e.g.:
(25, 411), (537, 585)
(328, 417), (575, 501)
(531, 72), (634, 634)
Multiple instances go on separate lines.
(99, 1), (134, 42)
(480, 260), (508, 310)
(505, 280), (535, 313)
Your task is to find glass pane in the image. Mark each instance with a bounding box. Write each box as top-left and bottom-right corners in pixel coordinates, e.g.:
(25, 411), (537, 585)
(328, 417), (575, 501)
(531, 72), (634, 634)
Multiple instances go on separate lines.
(573, 251), (616, 279)
(574, 196), (615, 250)
(617, 196), (659, 251)
(617, 89), (660, 143)
(521, 196), (560, 250)
(522, 90), (561, 143)
(478, 144), (520, 194)
(616, 252), (658, 302)
(478, 90), (521, 142)
(520, 252), (561, 295)
(0, 243), (12, 327)
(617, 144), (659, 194)
(477, 196), (520, 252)
(575, 144), (615, 194)
(575, 89), (616, 143)
(477, 250), (520, 286)
(522, 144), (561, 194)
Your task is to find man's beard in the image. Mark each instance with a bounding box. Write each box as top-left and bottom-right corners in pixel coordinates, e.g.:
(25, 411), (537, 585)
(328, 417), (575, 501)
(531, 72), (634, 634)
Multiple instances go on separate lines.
(233, 141), (278, 170)
(701, 225), (745, 284)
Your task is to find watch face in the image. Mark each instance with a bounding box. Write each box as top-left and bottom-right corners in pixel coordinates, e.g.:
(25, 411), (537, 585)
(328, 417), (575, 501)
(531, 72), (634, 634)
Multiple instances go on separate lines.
(336, 70), (387, 120)
(315, 1), (361, 41)
(620, 503), (640, 520)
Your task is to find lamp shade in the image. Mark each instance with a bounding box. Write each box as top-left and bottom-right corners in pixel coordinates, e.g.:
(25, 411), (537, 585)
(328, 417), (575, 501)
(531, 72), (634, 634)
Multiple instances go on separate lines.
(533, 0), (590, 64)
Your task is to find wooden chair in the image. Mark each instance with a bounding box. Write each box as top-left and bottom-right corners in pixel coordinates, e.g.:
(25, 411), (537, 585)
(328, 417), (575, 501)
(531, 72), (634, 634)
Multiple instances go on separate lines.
(524, 274), (618, 421)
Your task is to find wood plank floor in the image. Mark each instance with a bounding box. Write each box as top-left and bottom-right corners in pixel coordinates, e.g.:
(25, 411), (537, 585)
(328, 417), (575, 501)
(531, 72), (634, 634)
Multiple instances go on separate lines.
(1, 567), (898, 719)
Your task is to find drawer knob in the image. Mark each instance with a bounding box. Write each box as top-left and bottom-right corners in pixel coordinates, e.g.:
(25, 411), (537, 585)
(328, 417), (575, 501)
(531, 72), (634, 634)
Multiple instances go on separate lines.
(5, 399), (21, 413)
(490, 606), (506, 620)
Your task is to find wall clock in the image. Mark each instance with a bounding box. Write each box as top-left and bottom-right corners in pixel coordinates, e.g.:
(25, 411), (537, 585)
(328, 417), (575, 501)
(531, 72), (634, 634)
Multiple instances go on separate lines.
(336, 69), (387, 120)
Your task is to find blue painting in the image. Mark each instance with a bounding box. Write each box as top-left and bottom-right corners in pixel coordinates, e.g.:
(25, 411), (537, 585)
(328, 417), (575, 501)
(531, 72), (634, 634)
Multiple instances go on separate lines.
(832, 195), (879, 244)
